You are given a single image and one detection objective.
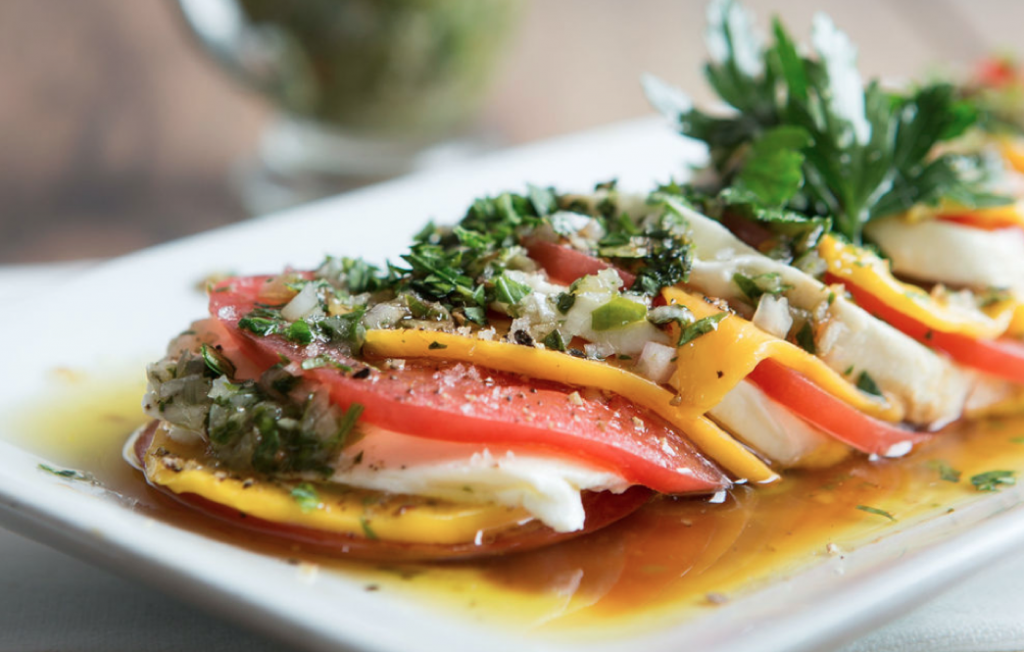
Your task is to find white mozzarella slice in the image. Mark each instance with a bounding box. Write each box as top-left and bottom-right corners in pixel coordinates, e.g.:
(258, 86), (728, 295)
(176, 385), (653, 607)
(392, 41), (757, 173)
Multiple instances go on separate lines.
(333, 428), (629, 533)
(709, 380), (841, 467)
(817, 300), (971, 428)
(671, 199), (974, 428)
(866, 216), (1024, 294)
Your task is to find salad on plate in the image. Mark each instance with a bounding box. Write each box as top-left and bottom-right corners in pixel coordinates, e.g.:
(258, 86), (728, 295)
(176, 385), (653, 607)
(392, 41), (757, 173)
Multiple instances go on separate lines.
(127, 0), (1024, 564)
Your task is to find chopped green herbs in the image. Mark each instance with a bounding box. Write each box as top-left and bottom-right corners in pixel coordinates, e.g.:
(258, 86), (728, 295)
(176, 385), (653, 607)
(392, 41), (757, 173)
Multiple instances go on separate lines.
(300, 355), (352, 373)
(527, 184), (557, 217)
(286, 320), (313, 345)
(555, 292), (576, 314)
(591, 297), (648, 331)
(542, 330), (567, 351)
(494, 273), (532, 307)
(970, 470), (1016, 492)
(238, 314), (280, 336)
(200, 343), (236, 379)
(856, 371), (883, 398)
(151, 349), (365, 476)
(38, 464), (90, 481)
(794, 322), (816, 355)
(927, 460), (962, 483)
(856, 505), (896, 521)
(678, 313), (728, 346)
(733, 272), (793, 303)
(290, 483), (320, 513)
(428, 341), (448, 350)
(649, 303), (695, 328)
(360, 516), (379, 540)
(644, 1), (1011, 244)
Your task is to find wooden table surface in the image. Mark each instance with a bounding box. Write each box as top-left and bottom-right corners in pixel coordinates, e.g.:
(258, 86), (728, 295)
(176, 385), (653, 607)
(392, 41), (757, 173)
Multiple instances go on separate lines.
(0, 0), (1018, 264)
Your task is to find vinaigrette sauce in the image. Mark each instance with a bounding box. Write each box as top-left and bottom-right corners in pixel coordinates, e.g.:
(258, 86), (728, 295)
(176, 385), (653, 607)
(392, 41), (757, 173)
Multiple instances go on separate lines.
(10, 372), (1024, 639)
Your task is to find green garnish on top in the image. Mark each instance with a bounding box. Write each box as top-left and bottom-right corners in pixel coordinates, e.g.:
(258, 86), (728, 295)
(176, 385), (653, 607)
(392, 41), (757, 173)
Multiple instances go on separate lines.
(970, 470), (1016, 492)
(856, 504), (896, 521)
(644, 0), (1011, 245)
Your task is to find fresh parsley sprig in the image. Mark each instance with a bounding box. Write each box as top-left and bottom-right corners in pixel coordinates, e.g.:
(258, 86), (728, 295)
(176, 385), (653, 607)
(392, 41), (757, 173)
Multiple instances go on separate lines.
(644, 0), (1011, 244)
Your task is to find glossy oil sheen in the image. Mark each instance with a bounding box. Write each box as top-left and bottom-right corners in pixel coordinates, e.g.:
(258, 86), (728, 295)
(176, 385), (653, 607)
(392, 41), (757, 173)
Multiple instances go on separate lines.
(10, 373), (1024, 639)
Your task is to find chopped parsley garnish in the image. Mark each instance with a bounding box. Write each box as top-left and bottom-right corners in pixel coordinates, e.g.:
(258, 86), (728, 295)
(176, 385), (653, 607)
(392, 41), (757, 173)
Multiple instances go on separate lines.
(678, 313), (728, 346)
(555, 292), (576, 314)
(542, 329), (567, 351)
(494, 273), (532, 307)
(856, 505), (896, 521)
(238, 308), (282, 336)
(428, 341), (448, 350)
(360, 516), (379, 540)
(794, 321), (816, 355)
(527, 183), (558, 217)
(649, 303), (695, 328)
(200, 343), (236, 379)
(300, 355), (352, 373)
(856, 371), (883, 398)
(927, 460), (962, 483)
(733, 272), (793, 303)
(290, 483), (320, 513)
(38, 464), (90, 481)
(970, 470), (1016, 492)
(286, 320), (313, 345)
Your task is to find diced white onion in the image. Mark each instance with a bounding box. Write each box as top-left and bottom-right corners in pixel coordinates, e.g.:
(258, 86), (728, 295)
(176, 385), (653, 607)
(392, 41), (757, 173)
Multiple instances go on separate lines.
(282, 283), (321, 321)
(635, 341), (677, 384)
(752, 294), (793, 339)
(363, 302), (406, 329)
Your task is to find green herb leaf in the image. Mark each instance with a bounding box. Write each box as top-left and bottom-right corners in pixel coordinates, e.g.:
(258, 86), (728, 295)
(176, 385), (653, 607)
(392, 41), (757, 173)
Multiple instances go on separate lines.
(733, 272), (794, 303)
(856, 505), (896, 521)
(200, 343), (237, 379)
(360, 516), (379, 540)
(285, 320), (313, 345)
(542, 329), (567, 351)
(528, 184), (558, 217)
(795, 321), (816, 355)
(300, 355), (353, 373)
(555, 291), (576, 314)
(494, 273), (532, 306)
(238, 316), (278, 336)
(38, 464), (90, 481)
(291, 483), (320, 513)
(927, 459), (962, 483)
(970, 470), (1016, 492)
(856, 371), (883, 397)
(678, 312), (728, 346)
(428, 341), (448, 350)
(732, 126), (812, 207)
(646, 3), (1012, 244)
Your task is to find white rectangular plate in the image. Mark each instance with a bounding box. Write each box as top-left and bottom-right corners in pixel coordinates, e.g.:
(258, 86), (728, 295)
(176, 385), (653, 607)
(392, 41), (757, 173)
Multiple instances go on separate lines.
(2, 117), (1024, 652)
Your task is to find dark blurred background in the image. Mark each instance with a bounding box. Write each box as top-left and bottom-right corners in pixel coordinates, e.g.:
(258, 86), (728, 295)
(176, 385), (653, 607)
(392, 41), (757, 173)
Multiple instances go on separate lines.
(1, 0), (1018, 264)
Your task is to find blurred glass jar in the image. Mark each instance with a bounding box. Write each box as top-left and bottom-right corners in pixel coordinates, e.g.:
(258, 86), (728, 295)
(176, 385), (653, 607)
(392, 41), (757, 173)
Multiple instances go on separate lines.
(177, 0), (521, 211)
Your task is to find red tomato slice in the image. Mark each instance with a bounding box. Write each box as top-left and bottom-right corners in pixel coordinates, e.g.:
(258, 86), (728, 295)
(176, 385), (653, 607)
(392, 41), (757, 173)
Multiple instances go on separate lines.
(210, 276), (729, 495)
(133, 421), (652, 560)
(526, 243), (931, 454)
(830, 274), (1024, 384)
(936, 214), (1021, 232)
(523, 238), (636, 288)
(747, 359), (930, 455)
(977, 56), (1018, 89)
